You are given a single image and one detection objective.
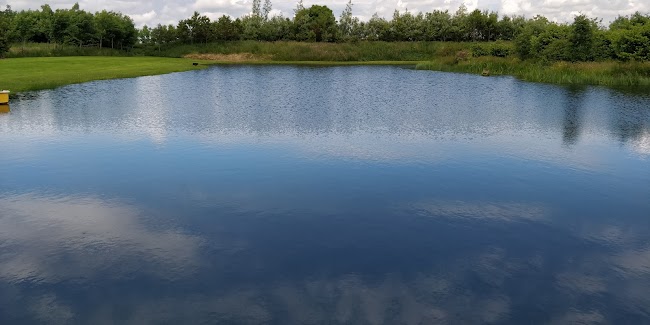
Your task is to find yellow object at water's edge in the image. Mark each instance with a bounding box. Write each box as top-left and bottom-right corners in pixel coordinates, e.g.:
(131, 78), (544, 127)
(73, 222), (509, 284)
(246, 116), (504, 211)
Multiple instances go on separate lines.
(0, 90), (9, 104)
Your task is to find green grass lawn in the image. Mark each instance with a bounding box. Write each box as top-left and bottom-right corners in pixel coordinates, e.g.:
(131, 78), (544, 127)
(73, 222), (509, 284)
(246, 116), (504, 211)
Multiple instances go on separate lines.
(0, 56), (210, 93)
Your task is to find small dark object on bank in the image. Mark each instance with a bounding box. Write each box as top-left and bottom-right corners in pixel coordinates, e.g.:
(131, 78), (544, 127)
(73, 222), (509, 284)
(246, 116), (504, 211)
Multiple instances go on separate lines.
(193, 62), (199, 66)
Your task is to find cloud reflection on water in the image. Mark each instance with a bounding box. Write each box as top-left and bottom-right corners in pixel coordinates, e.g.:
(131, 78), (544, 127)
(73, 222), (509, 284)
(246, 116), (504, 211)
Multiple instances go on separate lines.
(1, 192), (650, 323)
(630, 130), (650, 157)
(0, 193), (203, 284)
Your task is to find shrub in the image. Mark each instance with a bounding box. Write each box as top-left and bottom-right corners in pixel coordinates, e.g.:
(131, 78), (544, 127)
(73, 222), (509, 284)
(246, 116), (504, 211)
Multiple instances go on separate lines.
(470, 43), (489, 57)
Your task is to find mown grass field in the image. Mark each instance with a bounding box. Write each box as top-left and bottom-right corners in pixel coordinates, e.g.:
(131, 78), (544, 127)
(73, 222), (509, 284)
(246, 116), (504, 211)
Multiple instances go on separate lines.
(0, 56), (210, 93)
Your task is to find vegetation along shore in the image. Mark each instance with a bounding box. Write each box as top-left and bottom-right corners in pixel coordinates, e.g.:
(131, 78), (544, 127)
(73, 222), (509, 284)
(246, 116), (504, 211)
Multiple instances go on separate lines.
(0, 1), (649, 92)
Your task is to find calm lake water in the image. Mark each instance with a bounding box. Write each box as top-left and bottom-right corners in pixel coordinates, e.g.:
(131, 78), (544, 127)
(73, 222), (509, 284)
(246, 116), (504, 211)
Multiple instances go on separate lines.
(1, 66), (649, 324)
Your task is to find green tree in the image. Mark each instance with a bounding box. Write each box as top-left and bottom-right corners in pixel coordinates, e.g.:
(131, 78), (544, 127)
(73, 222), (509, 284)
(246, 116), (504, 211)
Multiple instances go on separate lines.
(67, 8), (96, 47)
(115, 13), (137, 49)
(610, 12), (650, 30)
(0, 36), (8, 58)
(241, 14), (262, 40)
(94, 10), (136, 49)
(294, 0), (304, 14)
(150, 23), (178, 50)
(609, 25), (650, 61)
(294, 5), (337, 42)
(34, 4), (54, 42)
(213, 15), (241, 41)
(95, 10), (118, 48)
(390, 10), (423, 41)
(262, 0), (272, 21)
(51, 8), (71, 45)
(424, 10), (452, 41)
(531, 24), (571, 61)
(466, 9), (485, 41)
(177, 12), (210, 44)
(364, 13), (389, 41)
(607, 12), (650, 61)
(497, 15), (526, 40)
(11, 10), (38, 51)
(0, 6), (13, 58)
(139, 25), (152, 44)
(513, 15), (549, 59)
(252, 0), (261, 18)
(449, 4), (469, 41)
(570, 14), (597, 61)
(192, 12), (212, 43)
(259, 15), (293, 41)
(338, 0), (360, 41)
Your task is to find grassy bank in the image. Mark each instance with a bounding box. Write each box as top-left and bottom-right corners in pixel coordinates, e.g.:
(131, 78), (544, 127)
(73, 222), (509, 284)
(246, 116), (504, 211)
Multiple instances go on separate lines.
(147, 41), (476, 61)
(0, 56), (209, 93)
(4, 42), (650, 91)
(416, 57), (650, 87)
(153, 41), (650, 87)
(7, 42), (132, 58)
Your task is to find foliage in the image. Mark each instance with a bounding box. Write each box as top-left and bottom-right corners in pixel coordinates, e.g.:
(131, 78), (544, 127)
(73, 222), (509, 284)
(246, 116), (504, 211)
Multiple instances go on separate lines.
(1, 3), (136, 51)
(294, 5), (337, 42)
(0, 5), (13, 58)
(95, 10), (136, 49)
(338, 0), (360, 41)
(570, 14), (597, 61)
(470, 41), (512, 57)
(2, 2), (650, 64)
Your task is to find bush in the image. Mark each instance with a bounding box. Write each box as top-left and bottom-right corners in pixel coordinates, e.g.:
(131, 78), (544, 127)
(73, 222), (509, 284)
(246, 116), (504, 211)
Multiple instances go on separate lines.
(471, 42), (511, 58)
(0, 37), (9, 58)
(470, 43), (489, 57)
(490, 42), (512, 57)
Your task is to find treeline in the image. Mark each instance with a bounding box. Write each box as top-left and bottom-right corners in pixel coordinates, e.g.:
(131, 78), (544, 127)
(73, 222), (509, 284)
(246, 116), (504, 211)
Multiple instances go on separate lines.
(0, 3), (137, 57)
(1, 1), (649, 63)
(514, 13), (650, 62)
(139, 2), (525, 46)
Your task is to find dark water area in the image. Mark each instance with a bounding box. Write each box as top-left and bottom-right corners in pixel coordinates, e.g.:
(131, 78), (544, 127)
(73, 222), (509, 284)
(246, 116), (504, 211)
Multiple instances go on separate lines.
(0, 66), (649, 324)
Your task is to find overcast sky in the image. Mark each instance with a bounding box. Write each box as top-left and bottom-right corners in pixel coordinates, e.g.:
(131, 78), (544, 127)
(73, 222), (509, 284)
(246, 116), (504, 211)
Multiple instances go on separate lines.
(2, 0), (648, 27)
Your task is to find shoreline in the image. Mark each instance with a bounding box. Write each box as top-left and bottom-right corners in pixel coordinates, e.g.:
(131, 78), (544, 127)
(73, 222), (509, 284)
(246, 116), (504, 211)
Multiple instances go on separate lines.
(2, 55), (649, 94)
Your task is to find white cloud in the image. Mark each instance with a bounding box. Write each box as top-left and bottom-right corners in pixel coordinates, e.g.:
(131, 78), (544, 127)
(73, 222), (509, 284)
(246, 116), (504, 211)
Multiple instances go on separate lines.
(2, 0), (648, 27)
(130, 10), (157, 26)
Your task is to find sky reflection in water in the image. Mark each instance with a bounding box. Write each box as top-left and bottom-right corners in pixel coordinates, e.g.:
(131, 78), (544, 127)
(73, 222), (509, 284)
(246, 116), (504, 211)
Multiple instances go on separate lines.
(0, 66), (649, 324)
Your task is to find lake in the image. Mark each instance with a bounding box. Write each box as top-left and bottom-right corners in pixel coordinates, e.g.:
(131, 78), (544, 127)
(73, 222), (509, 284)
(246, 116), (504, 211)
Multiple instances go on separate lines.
(1, 65), (649, 324)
